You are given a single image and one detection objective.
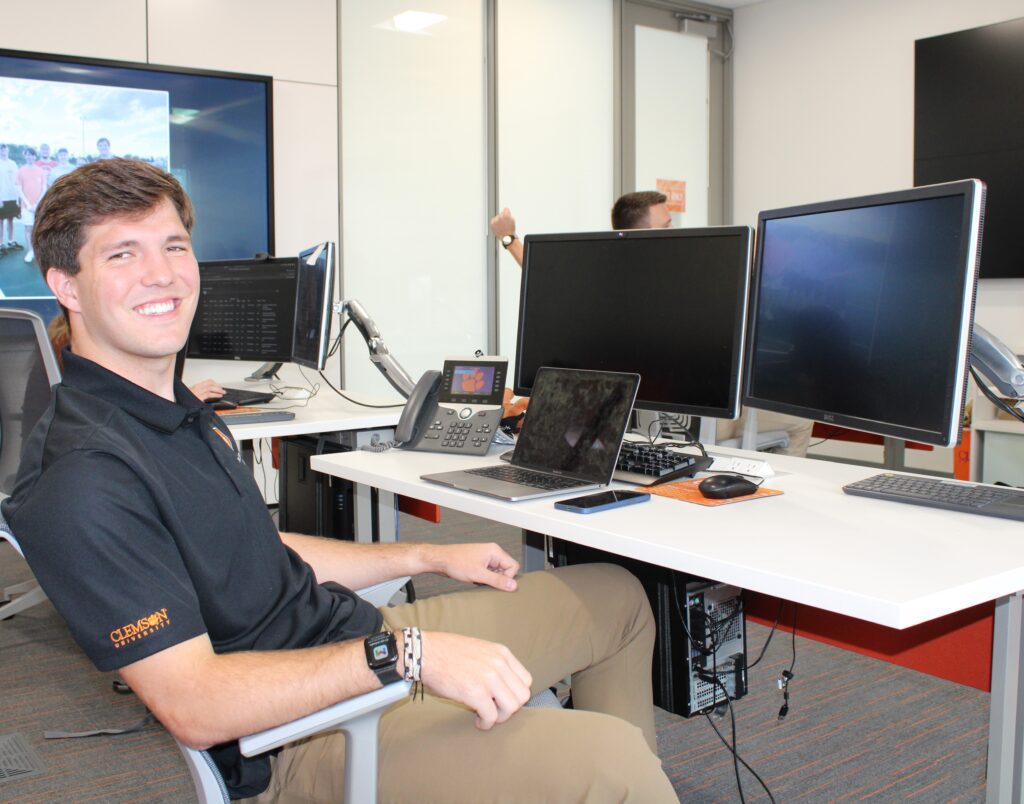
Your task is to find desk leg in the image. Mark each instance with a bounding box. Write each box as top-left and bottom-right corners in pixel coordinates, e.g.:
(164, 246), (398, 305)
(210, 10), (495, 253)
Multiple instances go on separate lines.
(354, 484), (396, 545)
(988, 591), (1024, 803)
(522, 530), (547, 573)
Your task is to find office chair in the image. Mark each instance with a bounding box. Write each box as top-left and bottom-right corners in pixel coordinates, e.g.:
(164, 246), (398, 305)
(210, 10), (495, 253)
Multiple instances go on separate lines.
(178, 575), (411, 803)
(0, 308), (60, 620)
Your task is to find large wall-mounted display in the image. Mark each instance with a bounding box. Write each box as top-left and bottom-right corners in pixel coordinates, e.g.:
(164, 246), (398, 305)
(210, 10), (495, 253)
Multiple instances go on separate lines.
(915, 17), (1024, 280)
(0, 48), (274, 322)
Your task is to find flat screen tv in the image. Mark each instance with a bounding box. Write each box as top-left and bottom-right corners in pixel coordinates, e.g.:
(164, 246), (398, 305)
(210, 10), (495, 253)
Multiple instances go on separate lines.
(915, 17), (1024, 279)
(0, 48), (274, 324)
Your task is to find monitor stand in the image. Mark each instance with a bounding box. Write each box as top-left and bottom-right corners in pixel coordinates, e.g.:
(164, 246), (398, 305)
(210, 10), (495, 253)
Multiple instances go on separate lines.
(245, 362), (282, 382)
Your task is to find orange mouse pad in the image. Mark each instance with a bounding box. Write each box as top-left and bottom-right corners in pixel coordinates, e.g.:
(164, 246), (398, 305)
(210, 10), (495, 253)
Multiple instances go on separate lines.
(641, 477), (783, 507)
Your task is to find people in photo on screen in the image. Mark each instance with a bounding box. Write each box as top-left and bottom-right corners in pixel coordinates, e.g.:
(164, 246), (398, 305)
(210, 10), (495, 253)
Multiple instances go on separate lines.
(95, 136), (114, 160)
(16, 146), (45, 263)
(35, 143), (57, 179)
(2, 157), (676, 803)
(48, 147), (76, 186)
(0, 144), (20, 253)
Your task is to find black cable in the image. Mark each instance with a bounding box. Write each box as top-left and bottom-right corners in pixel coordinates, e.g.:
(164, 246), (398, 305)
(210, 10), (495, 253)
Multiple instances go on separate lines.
(317, 370), (405, 409)
(671, 577), (776, 804)
(807, 425), (845, 448)
(703, 701), (777, 804)
(745, 599), (784, 671)
(971, 366), (1024, 424)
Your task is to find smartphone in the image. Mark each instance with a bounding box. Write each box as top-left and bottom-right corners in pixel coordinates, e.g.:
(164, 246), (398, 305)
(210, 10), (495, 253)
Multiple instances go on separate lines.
(554, 490), (651, 514)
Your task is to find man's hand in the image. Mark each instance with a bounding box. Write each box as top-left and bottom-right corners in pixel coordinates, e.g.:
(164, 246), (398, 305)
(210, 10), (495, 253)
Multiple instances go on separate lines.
(191, 378), (225, 402)
(426, 543), (520, 592)
(489, 207), (516, 239)
(420, 631), (532, 730)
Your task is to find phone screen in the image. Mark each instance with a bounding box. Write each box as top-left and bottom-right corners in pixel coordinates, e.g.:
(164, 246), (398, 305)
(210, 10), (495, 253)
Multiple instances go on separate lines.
(556, 490), (650, 512)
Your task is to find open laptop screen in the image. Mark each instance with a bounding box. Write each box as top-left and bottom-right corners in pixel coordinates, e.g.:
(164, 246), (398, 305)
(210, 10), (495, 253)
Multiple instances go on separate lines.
(513, 367), (639, 482)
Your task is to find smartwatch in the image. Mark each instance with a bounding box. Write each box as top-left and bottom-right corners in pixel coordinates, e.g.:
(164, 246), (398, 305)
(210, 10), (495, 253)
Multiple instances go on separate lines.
(364, 631), (402, 685)
(500, 233), (517, 249)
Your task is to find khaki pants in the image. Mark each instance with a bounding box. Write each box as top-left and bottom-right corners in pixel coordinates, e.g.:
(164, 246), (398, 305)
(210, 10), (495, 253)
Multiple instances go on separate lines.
(249, 563), (677, 802)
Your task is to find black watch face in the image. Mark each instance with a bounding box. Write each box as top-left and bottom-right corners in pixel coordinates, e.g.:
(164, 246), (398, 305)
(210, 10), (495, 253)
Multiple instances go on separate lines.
(366, 631), (396, 668)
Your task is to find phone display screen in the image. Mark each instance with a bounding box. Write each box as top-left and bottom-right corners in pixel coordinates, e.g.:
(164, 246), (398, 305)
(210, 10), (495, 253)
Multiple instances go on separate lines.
(452, 365), (495, 395)
(555, 490), (650, 513)
(440, 359), (506, 405)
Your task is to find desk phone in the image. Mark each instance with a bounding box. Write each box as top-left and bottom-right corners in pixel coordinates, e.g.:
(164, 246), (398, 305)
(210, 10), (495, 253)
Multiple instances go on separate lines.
(395, 357), (507, 455)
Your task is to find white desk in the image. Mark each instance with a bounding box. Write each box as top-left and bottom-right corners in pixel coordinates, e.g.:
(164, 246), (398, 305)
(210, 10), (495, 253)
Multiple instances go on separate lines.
(185, 357), (404, 539)
(310, 445), (1024, 803)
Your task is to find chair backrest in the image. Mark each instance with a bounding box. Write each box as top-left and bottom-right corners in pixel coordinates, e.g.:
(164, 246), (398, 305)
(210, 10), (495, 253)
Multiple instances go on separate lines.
(0, 309), (61, 496)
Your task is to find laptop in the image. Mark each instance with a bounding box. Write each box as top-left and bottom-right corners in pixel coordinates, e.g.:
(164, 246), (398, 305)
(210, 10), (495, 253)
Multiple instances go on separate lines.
(421, 367), (640, 502)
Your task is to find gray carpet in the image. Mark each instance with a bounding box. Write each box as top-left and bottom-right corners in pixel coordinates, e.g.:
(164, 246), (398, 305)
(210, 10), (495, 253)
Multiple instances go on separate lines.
(0, 508), (989, 801)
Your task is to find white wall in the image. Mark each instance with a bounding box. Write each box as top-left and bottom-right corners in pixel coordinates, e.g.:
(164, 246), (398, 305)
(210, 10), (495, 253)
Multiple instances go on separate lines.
(733, 0), (1024, 352)
(494, 0), (615, 367)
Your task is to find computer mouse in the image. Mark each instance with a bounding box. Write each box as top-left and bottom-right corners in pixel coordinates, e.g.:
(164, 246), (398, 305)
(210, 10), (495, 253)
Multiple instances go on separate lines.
(211, 399), (237, 411)
(698, 474), (758, 500)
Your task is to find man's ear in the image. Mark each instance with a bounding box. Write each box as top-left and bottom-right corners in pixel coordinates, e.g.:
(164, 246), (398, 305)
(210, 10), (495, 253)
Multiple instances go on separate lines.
(45, 267), (81, 313)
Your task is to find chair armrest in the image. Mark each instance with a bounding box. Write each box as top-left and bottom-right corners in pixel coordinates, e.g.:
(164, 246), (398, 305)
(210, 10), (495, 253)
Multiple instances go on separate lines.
(356, 576), (411, 608)
(238, 680), (411, 757)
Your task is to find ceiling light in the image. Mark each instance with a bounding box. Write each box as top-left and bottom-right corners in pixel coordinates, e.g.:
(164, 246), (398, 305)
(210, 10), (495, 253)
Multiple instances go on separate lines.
(391, 11), (446, 33)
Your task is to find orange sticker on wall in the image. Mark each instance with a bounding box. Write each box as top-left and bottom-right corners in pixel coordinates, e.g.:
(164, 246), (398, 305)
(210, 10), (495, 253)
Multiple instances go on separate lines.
(656, 178), (686, 213)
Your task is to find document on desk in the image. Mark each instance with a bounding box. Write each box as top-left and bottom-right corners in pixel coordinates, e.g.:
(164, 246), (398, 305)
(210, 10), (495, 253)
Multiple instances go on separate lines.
(643, 478), (783, 507)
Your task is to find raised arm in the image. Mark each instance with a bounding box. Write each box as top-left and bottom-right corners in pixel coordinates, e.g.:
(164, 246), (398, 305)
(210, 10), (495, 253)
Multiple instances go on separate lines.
(490, 207), (524, 268)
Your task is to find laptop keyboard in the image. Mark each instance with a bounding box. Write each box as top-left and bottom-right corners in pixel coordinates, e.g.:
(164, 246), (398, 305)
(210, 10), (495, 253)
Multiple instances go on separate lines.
(465, 465), (589, 491)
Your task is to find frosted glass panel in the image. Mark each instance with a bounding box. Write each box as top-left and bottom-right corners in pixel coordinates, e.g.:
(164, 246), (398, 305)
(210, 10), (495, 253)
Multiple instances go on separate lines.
(341, 0), (486, 397)
(495, 0), (614, 368)
(635, 25), (709, 227)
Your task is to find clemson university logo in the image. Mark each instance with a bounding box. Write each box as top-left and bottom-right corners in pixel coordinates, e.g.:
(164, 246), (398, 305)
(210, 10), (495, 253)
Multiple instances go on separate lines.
(110, 608), (170, 648)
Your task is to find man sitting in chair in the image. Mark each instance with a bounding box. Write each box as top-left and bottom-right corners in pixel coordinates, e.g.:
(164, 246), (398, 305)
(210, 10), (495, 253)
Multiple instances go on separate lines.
(1, 159), (676, 802)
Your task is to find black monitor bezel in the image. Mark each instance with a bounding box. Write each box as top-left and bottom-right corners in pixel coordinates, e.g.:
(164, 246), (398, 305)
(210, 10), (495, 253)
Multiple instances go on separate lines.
(291, 242), (336, 371)
(187, 255), (298, 363)
(741, 179), (984, 448)
(514, 225), (753, 419)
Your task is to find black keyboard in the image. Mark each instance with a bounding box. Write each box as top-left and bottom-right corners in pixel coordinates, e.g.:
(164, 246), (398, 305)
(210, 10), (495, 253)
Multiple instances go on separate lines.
(220, 387), (275, 406)
(465, 465), (587, 491)
(614, 442), (712, 485)
(843, 473), (1024, 522)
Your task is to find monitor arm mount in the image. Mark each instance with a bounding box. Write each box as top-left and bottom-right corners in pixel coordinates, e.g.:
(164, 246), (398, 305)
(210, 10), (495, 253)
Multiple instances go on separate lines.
(971, 324), (1024, 423)
(332, 298), (416, 399)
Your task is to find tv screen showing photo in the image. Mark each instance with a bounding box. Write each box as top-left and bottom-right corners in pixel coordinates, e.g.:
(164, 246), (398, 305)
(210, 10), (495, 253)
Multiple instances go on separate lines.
(0, 49), (273, 325)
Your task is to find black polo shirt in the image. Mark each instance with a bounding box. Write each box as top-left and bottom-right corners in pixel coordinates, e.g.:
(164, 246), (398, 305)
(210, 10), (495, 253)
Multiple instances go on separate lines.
(2, 350), (381, 797)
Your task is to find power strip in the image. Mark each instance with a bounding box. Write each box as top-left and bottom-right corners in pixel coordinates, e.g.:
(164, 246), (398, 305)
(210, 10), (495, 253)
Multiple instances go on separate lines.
(707, 454), (775, 479)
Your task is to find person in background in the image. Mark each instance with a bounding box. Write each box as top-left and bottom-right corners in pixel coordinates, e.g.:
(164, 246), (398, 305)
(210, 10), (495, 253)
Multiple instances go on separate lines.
(0, 144), (20, 254)
(490, 190), (672, 269)
(95, 137), (113, 160)
(16, 147), (46, 263)
(47, 313), (223, 401)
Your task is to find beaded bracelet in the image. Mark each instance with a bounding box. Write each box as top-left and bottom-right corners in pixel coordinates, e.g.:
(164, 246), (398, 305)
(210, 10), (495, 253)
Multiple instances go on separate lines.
(402, 626), (423, 700)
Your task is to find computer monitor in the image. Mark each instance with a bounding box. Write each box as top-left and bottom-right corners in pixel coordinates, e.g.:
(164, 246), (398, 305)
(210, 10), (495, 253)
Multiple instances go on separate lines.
(187, 256), (297, 363)
(742, 179), (985, 448)
(292, 242), (336, 371)
(515, 226), (753, 418)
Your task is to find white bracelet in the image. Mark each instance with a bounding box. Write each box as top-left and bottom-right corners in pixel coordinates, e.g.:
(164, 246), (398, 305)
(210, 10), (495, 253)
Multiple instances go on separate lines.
(402, 626), (423, 682)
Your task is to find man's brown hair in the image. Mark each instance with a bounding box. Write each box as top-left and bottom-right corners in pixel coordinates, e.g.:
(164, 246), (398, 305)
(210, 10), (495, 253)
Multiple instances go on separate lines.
(33, 158), (194, 281)
(610, 190), (667, 230)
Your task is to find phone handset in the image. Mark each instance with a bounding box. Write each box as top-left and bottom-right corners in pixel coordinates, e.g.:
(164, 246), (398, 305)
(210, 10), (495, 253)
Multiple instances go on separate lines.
(395, 370), (442, 446)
